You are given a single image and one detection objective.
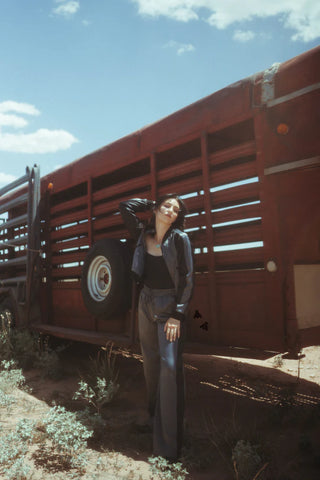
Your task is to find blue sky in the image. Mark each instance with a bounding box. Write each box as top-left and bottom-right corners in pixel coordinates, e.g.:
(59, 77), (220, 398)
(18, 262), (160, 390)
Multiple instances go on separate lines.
(0, 0), (319, 185)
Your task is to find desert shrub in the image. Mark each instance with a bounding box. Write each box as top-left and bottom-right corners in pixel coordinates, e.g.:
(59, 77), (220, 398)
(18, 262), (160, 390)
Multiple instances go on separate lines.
(0, 360), (26, 393)
(272, 354), (284, 368)
(0, 360), (27, 410)
(43, 405), (93, 469)
(232, 440), (264, 480)
(34, 341), (65, 379)
(148, 456), (189, 480)
(0, 419), (36, 480)
(0, 324), (65, 379)
(73, 376), (119, 414)
(73, 343), (119, 413)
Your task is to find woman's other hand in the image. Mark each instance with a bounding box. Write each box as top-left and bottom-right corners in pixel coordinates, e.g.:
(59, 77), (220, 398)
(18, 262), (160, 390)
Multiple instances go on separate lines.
(164, 318), (181, 342)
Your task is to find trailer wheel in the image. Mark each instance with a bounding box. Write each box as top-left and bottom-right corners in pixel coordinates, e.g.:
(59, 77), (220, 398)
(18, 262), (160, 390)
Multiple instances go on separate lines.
(81, 239), (131, 317)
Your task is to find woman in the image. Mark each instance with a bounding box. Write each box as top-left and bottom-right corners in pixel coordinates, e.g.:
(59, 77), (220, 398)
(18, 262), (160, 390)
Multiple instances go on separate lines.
(119, 194), (193, 461)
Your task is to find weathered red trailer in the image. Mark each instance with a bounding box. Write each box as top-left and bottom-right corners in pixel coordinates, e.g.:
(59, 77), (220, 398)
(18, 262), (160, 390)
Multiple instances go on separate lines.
(1, 46), (319, 353)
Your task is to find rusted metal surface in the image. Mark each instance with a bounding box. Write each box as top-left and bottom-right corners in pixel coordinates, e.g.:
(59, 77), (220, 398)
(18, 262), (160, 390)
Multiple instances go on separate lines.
(0, 46), (319, 351)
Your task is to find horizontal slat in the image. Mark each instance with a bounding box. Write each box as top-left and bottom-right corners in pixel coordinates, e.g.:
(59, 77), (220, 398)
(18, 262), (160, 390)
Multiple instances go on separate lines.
(184, 213), (208, 230)
(51, 195), (88, 216)
(193, 252), (210, 269)
(51, 237), (89, 253)
(216, 269), (265, 284)
(0, 236), (28, 248)
(93, 230), (130, 242)
(157, 156), (201, 182)
(50, 210), (88, 229)
(0, 193), (28, 215)
(215, 247), (264, 268)
(0, 255), (27, 268)
(212, 203), (261, 225)
(210, 161), (258, 189)
(189, 230), (208, 249)
(0, 171), (30, 197)
(93, 199), (124, 217)
(194, 247), (264, 270)
(209, 140), (256, 167)
(211, 182), (260, 208)
(93, 214), (123, 232)
(158, 175), (203, 197)
(51, 250), (87, 266)
(0, 275), (27, 285)
(50, 223), (88, 241)
(213, 222), (262, 246)
(93, 189), (150, 217)
(0, 214), (28, 230)
(52, 266), (82, 278)
(184, 194), (205, 212)
(93, 174), (150, 203)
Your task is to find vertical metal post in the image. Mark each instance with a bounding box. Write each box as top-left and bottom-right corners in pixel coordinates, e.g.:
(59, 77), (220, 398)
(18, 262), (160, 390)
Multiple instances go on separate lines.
(150, 152), (157, 199)
(201, 132), (219, 342)
(26, 167), (34, 305)
(26, 165), (41, 325)
(88, 177), (93, 247)
(43, 187), (53, 324)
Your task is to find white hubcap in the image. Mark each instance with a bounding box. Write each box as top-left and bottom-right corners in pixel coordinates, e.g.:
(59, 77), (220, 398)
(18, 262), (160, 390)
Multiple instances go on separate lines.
(87, 255), (112, 302)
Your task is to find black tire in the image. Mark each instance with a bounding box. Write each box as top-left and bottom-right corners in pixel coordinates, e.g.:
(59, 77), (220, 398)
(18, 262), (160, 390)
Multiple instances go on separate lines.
(81, 239), (132, 317)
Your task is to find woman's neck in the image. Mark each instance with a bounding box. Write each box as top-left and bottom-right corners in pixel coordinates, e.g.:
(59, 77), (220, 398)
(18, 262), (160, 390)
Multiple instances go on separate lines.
(154, 218), (170, 245)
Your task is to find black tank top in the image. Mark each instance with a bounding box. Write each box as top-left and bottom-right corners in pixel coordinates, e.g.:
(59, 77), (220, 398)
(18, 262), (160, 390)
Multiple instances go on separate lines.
(144, 253), (174, 289)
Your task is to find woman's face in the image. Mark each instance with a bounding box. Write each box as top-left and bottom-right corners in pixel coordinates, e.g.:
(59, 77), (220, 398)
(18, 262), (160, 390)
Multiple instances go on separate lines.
(156, 198), (180, 225)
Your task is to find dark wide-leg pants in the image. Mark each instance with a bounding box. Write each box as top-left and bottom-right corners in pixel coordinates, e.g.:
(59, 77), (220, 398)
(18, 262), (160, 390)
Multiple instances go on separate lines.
(138, 286), (185, 460)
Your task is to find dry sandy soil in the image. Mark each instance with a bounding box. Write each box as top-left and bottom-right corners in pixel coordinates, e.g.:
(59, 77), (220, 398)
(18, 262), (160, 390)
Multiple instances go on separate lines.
(1, 342), (320, 479)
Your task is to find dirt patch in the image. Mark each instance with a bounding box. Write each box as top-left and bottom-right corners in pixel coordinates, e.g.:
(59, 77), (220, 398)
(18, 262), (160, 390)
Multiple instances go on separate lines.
(1, 343), (320, 479)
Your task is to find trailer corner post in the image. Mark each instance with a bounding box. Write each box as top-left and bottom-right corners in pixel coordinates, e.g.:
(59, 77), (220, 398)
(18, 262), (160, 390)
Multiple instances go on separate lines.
(150, 152), (157, 200)
(201, 131), (219, 343)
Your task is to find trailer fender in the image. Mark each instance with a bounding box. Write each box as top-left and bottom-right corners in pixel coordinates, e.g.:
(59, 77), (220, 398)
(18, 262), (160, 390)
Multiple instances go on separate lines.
(81, 239), (131, 317)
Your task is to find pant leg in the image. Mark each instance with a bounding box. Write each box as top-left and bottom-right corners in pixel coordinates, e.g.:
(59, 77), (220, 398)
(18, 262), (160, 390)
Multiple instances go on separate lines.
(153, 321), (185, 460)
(138, 290), (160, 417)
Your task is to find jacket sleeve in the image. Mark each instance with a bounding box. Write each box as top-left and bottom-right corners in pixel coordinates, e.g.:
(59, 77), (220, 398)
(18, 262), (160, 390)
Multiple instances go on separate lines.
(172, 232), (194, 322)
(119, 198), (155, 241)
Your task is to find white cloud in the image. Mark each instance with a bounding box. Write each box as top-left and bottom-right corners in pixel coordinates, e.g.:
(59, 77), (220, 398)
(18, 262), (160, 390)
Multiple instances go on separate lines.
(0, 101), (40, 116)
(0, 172), (17, 186)
(131, 0), (320, 42)
(0, 101), (78, 154)
(52, 0), (80, 17)
(0, 129), (78, 154)
(233, 30), (256, 42)
(0, 113), (28, 129)
(164, 40), (195, 55)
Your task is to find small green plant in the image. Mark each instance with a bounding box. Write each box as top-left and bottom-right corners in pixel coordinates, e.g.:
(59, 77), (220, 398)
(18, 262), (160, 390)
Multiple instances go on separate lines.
(272, 354), (284, 368)
(73, 343), (120, 413)
(148, 456), (189, 480)
(232, 440), (265, 480)
(0, 360), (26, 393)
(0, 419), (36, 480)
(73, 376), (119, 414)
(34, 338), (66, 379)
(43, 405), (93, 469)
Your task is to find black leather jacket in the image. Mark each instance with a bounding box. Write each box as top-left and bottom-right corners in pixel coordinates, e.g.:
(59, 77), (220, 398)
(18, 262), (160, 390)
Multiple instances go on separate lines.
(119, 198), (193, 321)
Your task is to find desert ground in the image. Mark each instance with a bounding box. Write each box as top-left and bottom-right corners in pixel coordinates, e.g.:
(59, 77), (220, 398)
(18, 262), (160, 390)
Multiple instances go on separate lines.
(1, 339), (320, 479)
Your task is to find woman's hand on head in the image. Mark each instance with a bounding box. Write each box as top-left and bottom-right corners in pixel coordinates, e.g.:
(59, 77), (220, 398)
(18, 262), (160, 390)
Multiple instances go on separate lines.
(164, 318), (181, 342)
